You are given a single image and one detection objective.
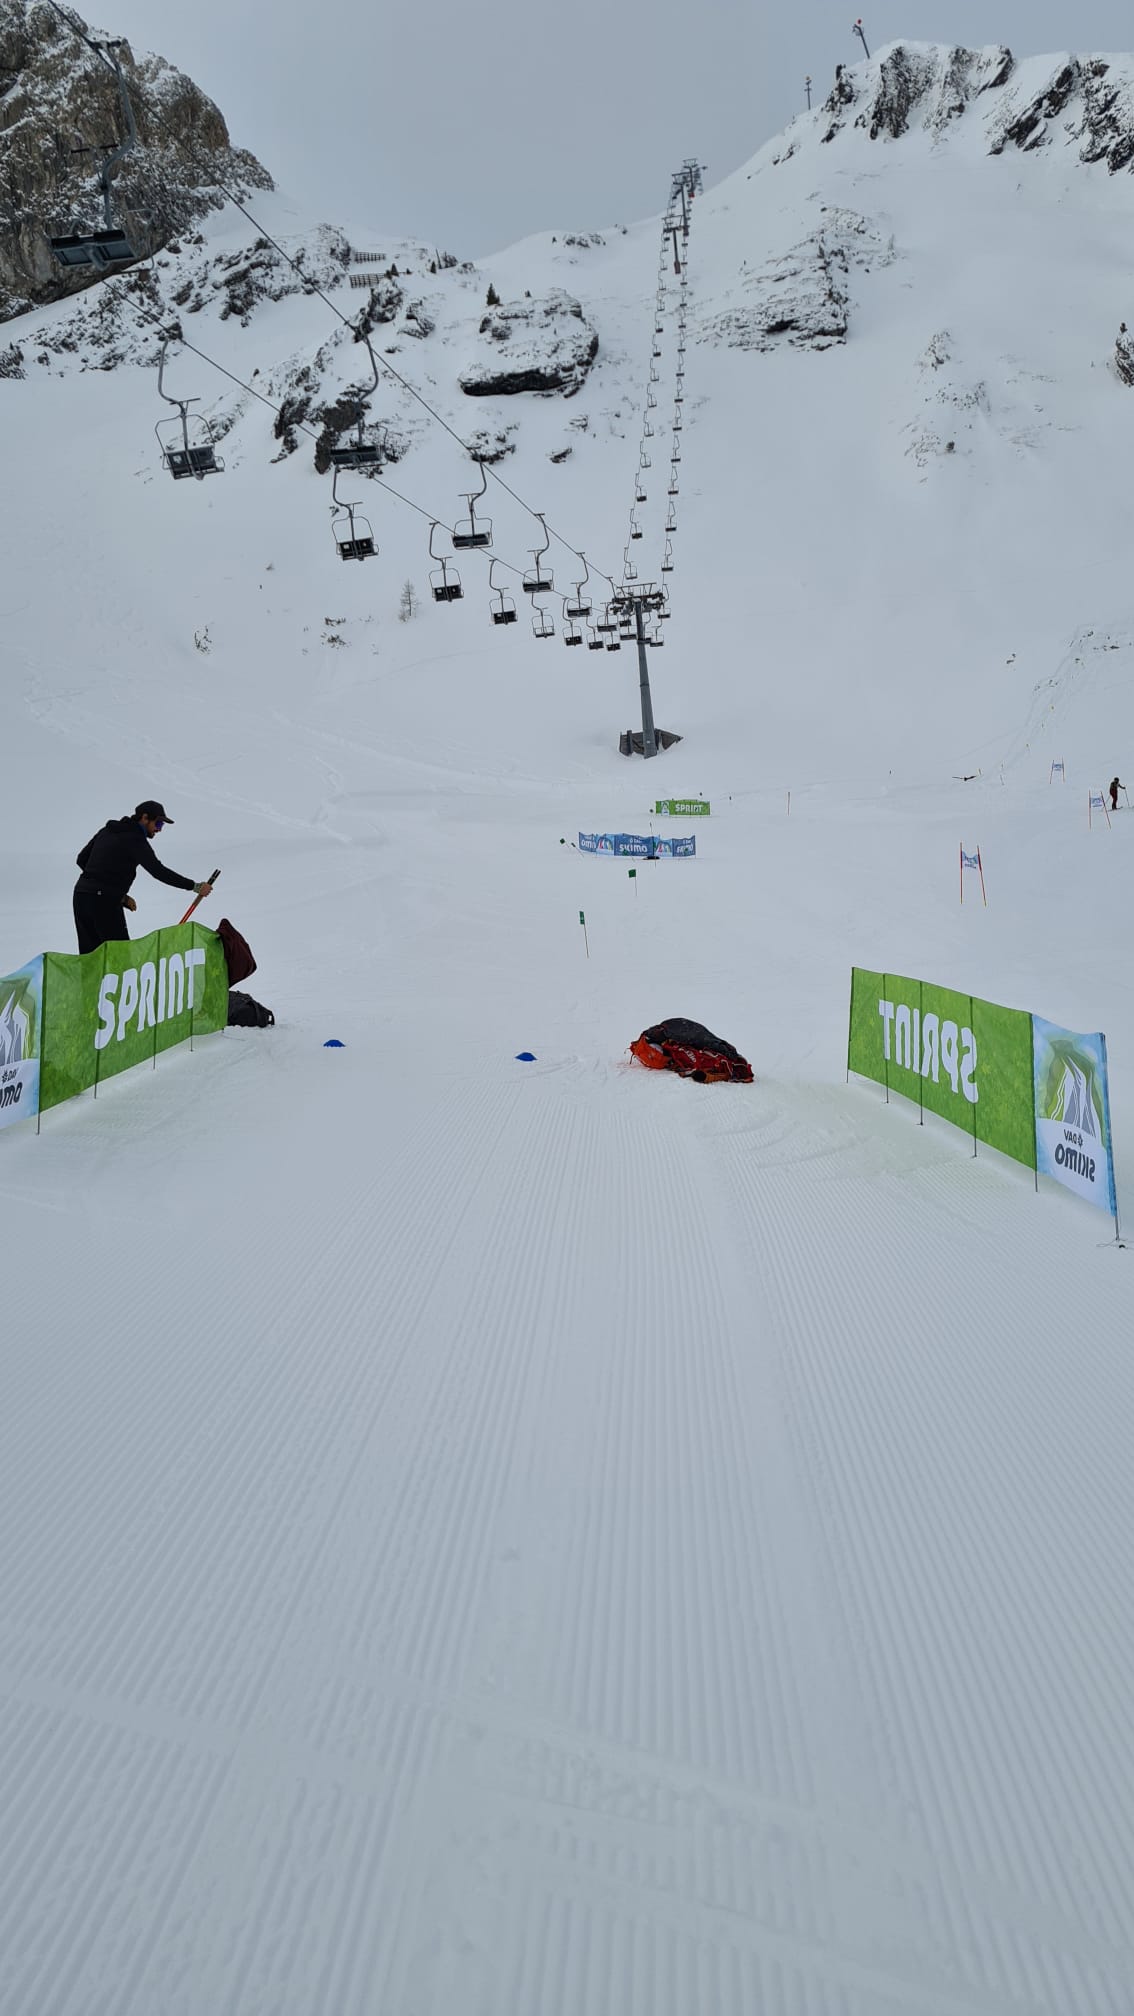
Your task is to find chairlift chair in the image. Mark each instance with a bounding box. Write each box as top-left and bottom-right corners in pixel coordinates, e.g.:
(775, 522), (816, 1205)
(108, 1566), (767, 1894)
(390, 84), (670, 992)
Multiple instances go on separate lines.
(329, 464), (376, 560)
(428, 521), (463, 601)
(606, 631), (622, 652)
(521, 512), (554, 595)
(563, 613), (583, 647)
(635, 479), (647, 505)
(49, 44), (139, 270)
(586, 623), (604, 651)
(596, 606), (618, 633)
(665, 504), (677, 533)
(661, 539), (674, 573)
(452, 459), (493, 549)
(564, 552), (592, 621)
(489, 558), (517, 625)
(629, 510), (643, 542)
(532, 604), (555, 639)
(328, 333), (383, 468)
(646, 386), (657, 410)
(155, 334), (224, 480)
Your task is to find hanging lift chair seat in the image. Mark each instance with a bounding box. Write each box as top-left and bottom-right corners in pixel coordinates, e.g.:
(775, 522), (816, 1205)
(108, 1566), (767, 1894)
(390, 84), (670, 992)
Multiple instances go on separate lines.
(50, 228), (135, 269)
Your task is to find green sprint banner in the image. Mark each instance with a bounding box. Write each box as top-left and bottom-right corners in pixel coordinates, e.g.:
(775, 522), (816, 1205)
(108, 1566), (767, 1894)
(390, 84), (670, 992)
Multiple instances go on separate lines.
(1033, 1018), (1117, 1217)
(656, 798), (710, 816)
(40, 924), (227, 1113)
(0, 956), (43, 1132)
(849, 970), (1120, 1221)
(847, 968), (1037, 1169)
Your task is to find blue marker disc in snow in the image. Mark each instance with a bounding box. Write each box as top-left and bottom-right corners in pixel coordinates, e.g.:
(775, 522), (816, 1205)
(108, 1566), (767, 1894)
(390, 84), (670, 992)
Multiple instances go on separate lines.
(515, 1052), (537, 1063)
(323, 1039), (345, 1049)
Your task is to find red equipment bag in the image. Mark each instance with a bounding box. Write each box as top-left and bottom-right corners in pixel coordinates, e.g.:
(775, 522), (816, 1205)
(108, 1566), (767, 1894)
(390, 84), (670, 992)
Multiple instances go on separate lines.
(631, 1017), (753, 1084)
(214, 917), (257, 987)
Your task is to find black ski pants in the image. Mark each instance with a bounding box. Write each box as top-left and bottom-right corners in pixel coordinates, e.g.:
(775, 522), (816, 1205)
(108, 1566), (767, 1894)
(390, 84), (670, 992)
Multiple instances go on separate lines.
(73, 887), (129, 956)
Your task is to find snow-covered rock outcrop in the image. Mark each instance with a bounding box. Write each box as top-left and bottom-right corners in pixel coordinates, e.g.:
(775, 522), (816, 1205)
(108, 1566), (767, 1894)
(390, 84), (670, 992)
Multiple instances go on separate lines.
(811, 40), (1134, 174)
(706, 207), (895, 353)
(459, 290), (598, 397)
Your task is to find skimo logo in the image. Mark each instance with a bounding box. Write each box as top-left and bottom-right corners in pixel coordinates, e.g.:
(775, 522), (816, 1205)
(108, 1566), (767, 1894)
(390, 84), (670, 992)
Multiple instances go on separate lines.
(1041, 1050), (1101, 1182)
(95, 949), (208, 1050)
(0, 991), (30, 1068)
(878, 997), (978, 1103)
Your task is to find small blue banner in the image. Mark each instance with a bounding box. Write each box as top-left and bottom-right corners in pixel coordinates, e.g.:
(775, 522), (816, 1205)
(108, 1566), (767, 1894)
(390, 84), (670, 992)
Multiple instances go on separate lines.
(578, 833), (696, 859)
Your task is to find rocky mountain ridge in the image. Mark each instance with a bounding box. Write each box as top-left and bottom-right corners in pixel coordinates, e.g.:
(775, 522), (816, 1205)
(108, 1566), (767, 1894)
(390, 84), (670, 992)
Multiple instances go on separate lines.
(788, 40), (1134, 172)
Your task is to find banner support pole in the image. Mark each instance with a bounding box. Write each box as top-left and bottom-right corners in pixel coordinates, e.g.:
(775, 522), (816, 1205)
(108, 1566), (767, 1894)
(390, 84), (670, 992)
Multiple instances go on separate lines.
(969, 995), (978, 1158)
(36, 953), (44, 1136)
(1031, 1013), (1039, 1193)
(846, 969), (854, 1084)
(93, 942), (107, 1100)
(917, 980), (924, 1124)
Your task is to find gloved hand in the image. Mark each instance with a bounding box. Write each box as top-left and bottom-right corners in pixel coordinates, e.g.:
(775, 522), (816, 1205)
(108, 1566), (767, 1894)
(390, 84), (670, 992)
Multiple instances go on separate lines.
(194, 881), (212, 898)
(123, 894), (137, 912)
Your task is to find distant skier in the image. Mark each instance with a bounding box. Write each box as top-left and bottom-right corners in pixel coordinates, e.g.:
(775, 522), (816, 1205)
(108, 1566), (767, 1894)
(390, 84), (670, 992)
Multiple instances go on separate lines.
(73, 801), (213, 955)
(1109, 776), (1125, 812)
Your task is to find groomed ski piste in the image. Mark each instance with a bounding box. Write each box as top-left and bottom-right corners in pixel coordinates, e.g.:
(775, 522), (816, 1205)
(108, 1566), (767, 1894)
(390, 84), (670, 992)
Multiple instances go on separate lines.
(3, 41), (1134, 2014)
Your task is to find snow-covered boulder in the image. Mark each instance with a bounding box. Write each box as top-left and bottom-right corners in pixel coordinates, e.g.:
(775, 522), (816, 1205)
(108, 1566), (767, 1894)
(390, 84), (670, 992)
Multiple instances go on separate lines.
(459, 290), (598, 397)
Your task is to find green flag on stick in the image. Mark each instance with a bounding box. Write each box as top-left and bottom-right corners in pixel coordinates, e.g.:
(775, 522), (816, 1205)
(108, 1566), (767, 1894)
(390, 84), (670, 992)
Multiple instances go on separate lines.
(579, 910), (589, 957)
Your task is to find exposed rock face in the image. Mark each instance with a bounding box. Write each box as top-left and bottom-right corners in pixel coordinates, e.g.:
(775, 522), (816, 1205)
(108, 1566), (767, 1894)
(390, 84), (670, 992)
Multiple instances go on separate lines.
(1116, 326), (1134, 387)
(706, 208), (895, 353)
(0, 0), (271, 323)
(459, 290), (598, 397)
(20, 222), (352, 371)
(813, 42), (1134, 175)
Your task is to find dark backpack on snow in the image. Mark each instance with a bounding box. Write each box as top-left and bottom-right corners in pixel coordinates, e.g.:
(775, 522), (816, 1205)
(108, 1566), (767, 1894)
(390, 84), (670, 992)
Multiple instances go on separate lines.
(228, 991), (274, 1028)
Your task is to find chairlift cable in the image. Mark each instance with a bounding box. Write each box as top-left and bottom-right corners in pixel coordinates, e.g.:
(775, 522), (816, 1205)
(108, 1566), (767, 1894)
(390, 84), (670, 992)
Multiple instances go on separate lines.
(40, 0), (613, 577)
(133, 306), (534, 580)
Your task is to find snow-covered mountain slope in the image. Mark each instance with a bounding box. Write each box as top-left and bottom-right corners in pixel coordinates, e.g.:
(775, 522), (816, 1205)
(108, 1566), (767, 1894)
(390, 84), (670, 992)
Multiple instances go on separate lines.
(3, 44), (1134, 2016)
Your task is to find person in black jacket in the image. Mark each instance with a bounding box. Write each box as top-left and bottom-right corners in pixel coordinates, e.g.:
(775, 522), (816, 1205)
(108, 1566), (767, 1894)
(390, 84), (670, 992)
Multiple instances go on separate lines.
(73, 800), (212, 955)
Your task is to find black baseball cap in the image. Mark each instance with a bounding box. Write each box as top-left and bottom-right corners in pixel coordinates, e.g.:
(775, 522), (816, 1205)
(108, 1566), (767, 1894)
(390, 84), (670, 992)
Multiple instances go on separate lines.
(135, 800), (174, 824)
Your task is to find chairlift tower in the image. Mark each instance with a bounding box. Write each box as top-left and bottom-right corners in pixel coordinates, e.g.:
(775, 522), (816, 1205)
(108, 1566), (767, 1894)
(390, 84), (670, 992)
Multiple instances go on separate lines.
(609, 583), (671, 758)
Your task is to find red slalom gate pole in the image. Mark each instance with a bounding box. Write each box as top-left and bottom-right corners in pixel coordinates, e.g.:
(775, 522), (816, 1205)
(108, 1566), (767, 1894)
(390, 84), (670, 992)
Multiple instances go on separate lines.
(978, 848), (987, 907)
(178, 868), (221, 927)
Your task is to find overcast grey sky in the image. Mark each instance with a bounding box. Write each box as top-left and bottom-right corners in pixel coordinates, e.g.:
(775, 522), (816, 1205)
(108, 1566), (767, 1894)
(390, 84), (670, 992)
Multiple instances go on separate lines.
(104, 1), (1134, 255)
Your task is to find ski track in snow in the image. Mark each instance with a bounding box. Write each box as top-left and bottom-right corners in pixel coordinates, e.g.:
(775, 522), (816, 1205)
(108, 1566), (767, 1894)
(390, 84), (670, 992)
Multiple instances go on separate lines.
(2, 1067), (1133, 2013)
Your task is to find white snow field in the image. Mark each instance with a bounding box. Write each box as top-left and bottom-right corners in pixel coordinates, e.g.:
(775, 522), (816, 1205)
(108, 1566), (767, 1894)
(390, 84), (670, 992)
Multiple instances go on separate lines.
(3, 43), (1134, 2014)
